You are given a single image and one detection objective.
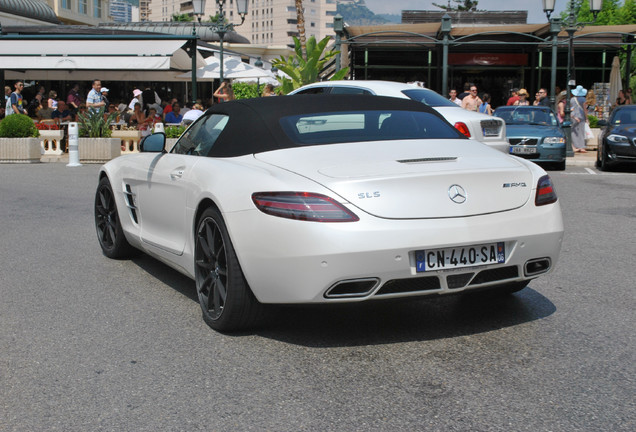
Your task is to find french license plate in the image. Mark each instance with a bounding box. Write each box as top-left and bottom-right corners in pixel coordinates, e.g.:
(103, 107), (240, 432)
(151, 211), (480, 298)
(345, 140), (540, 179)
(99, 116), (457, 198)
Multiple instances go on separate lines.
(415, 242), (506, 273)
(483, 127), (499, 137)
(511, 146), (538, 155)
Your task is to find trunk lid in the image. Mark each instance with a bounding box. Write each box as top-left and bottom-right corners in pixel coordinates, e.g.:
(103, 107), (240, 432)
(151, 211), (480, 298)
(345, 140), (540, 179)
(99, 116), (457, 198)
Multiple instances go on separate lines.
(254, 140), (534, 219)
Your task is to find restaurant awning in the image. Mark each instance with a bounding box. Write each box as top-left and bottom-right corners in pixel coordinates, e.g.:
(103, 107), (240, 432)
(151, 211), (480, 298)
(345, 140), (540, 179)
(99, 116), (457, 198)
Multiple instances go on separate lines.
(0, 39), (187, 70)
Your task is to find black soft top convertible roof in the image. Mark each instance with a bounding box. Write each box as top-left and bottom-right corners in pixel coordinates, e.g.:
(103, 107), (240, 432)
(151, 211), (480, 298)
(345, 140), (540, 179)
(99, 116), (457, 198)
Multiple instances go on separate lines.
(199, 94), (453, 157)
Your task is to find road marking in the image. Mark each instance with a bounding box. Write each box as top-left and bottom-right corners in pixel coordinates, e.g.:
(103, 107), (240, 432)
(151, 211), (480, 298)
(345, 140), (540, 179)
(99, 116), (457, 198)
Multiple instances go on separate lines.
(585, 168), (596, 175)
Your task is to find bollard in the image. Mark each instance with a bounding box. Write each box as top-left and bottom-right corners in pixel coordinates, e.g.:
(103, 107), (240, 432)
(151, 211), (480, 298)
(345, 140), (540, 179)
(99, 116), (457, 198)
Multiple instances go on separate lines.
(66, 122), (82, 167)
(154, 123), (165, 134)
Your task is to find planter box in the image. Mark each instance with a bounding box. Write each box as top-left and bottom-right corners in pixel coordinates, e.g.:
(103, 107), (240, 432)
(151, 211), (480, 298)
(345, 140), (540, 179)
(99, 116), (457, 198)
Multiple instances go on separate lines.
(112, 130), (142, 153)
(0, 137), (42, 163)
(586, 127), (601, 150)
(79, 138), (121, 163)
(166, 138), (178, 150)
(39, 130), (65, 155)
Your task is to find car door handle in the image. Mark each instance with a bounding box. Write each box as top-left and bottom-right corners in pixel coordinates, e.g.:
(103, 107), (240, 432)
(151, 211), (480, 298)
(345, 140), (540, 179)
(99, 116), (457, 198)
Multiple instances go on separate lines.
(170, 169), (185, 180)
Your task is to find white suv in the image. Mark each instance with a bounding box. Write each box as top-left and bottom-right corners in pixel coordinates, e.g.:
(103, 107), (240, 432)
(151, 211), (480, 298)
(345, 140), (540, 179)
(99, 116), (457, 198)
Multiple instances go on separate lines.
(289, 81), (508, 152)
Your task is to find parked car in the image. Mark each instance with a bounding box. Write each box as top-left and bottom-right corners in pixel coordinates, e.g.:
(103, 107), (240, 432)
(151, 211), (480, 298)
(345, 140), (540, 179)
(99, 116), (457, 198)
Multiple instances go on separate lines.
(288, 81), (509, 152)
(493, 105), (566, 170)
(95, 95), (563, 332)
(596, 105), (636, 171)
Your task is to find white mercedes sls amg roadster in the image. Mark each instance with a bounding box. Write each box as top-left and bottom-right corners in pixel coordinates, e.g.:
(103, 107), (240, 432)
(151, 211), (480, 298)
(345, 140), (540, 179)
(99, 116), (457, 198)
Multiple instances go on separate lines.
(95, 95), (564, 331)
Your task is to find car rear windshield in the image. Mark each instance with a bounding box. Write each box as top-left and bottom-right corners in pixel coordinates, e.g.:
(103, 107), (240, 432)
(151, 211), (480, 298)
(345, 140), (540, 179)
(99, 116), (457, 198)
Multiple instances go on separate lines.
(279, 109), (464, 145)
(401, 89), (459, 108)
(495, 107), (558, 126)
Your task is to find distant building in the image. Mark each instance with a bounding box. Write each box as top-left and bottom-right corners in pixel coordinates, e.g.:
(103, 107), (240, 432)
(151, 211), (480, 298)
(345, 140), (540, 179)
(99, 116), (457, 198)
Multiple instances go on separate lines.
(110, 0), (140, 22)
(148, 0), (337, 47)
(140, 0), (150, 21)
(401, 10), (528, 26)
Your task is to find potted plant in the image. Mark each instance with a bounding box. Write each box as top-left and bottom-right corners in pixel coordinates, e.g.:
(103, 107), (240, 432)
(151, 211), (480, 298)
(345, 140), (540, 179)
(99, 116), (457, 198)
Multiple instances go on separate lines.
(77, 108), (121, 162)
(0, 113), (41, 163)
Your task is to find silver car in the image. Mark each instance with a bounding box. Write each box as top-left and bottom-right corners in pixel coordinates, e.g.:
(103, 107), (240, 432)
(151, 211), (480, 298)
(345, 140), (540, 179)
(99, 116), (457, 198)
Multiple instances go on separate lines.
(289, 80), (508, 152)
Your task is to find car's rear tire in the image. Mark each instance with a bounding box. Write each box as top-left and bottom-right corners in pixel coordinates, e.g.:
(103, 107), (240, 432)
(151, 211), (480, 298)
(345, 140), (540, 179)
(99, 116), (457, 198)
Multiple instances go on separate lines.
(194, 206), (263, 332)
(94, 177), (136, 259)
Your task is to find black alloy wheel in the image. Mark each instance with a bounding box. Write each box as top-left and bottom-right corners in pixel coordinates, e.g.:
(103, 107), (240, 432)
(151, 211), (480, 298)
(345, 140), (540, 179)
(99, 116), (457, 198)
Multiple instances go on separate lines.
(94, 177), (135, 259)
(194, 207), (263, 332)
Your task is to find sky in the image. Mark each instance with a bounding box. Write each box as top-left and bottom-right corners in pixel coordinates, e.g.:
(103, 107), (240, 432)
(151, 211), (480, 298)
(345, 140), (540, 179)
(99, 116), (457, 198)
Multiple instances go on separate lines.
(363, 0), (568, 24)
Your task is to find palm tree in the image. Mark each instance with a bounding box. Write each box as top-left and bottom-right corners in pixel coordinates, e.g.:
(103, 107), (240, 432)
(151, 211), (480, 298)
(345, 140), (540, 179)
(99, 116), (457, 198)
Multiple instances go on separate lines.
(295, 0), (307, 59)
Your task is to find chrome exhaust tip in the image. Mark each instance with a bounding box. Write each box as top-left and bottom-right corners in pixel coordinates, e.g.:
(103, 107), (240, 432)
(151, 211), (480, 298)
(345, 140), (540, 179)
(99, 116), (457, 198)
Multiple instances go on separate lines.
(324, 278), (379, 298)
(525, 258), (551, 276)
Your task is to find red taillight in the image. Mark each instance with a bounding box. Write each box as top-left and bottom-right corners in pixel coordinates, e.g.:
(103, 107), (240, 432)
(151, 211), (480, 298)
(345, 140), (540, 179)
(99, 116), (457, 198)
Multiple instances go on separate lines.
(535, 175), (557, 206)
(252, 192), (359, 222)
(454, 122), (471, 138)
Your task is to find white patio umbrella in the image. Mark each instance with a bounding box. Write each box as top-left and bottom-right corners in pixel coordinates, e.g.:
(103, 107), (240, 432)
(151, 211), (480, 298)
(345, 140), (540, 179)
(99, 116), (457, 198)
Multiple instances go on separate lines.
(609, 56), (623, 105)
(176, 56), (274, 80)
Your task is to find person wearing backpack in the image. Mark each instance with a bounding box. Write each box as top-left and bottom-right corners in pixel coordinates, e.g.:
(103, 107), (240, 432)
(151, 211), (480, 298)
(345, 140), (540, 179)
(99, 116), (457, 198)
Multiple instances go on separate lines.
(6, 80), (28, 116)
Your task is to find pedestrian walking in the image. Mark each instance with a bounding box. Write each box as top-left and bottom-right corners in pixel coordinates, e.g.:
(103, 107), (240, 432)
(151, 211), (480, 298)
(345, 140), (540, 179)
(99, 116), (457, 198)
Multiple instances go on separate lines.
(449, 89), (462, 106)
(6, 80), (27, 115)
(514, 89), (530, 106)
(86, 80), (106, 112)
(479, 93), (493, 115)
(461, 84), (482, 111)
(570, 85), (588, 153)
(507, 88), (519, 106)
(537, 88), (551, 107)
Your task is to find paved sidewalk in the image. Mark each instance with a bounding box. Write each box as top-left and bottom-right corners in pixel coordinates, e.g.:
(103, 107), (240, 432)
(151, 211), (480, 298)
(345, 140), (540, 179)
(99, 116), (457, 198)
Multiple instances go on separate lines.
(567, 149), (597, 167)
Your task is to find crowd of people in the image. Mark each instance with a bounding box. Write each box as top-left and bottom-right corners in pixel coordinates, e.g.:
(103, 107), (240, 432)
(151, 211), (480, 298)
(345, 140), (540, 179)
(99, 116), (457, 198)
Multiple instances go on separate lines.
(448, 82), (634, 153)
(2, 78), (280, 132)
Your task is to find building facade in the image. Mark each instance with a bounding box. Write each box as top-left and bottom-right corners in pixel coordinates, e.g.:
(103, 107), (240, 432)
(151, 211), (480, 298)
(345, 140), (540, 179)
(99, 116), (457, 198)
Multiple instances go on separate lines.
(110, 0), (140, 22)
(44, 0), (113, 25)
(148, 0), (337, 46)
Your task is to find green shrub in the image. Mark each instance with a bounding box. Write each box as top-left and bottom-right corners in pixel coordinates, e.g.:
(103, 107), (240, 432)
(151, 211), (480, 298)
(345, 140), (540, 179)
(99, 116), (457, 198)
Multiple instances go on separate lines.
(0, 114), (39, 138)
(165, 125), (187, 138)
(232, 82), (260, 100)
(587, 115), (599, 128)
(78, 108), (118, 138)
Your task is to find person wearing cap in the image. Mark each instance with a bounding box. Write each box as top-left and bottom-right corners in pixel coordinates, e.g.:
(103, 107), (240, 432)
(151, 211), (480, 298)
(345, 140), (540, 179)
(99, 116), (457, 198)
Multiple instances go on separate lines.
(570, 85), (588, 153)
(128, 89), (142, 110)
(513, 89), (530, 106)
(507, 88), (519, 106)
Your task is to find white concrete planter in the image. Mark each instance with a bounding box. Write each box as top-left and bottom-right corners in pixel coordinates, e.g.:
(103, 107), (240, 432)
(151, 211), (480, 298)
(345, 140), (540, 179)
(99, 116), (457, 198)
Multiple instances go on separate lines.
(39, 129), (65, 155)
(112, 130), (142, 153)
(0, 137), (42, 163)
(79, 138), (121, 163)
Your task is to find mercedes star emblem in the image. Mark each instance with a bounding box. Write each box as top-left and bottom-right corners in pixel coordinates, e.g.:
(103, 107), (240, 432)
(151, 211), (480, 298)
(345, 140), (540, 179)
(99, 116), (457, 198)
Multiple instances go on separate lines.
(448, 184), (467, 204)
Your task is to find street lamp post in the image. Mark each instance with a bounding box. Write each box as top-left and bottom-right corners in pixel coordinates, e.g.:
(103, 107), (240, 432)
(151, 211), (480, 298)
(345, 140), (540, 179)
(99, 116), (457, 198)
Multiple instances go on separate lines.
(191, 0), (206, 103)
(543, 0), (602, 157)
(193, 0), (248, 85)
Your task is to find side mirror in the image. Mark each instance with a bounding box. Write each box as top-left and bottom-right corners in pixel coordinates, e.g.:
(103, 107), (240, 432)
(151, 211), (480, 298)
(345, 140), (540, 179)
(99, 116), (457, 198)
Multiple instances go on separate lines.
(597, 119), (608, 127)
(140, 132), (166, 153)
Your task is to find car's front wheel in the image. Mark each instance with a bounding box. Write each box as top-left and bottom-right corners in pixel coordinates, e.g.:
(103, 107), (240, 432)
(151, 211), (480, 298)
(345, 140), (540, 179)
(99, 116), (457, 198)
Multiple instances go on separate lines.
(195, 207), (263, 332)
(596, 146), (613, 171)
(94, 177), (136, 259)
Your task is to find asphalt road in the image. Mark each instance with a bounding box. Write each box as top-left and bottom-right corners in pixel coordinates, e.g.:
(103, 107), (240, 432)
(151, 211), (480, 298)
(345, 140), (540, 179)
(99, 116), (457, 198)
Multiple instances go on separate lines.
(1, 163), (634, 431)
